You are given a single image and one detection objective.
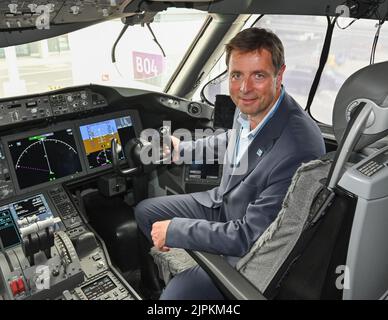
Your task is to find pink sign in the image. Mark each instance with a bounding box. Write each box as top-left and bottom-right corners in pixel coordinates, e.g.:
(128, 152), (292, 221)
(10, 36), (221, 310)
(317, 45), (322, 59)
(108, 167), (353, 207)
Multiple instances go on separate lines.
(132, 51), (164, 80)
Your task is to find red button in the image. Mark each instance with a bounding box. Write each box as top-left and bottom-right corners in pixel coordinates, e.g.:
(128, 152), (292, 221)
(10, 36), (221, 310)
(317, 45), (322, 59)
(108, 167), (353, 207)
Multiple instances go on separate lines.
(16, 278), (25, 293)
(9, 280), (18, 296)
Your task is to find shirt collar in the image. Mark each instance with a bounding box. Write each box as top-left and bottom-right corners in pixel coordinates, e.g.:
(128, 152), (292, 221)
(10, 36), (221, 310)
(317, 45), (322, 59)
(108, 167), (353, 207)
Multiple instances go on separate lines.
(236, 87), (285, 139)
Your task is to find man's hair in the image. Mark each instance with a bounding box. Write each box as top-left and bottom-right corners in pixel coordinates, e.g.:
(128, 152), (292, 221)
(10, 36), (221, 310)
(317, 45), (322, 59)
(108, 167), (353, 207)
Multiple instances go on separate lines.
(225, 27), (285, 73)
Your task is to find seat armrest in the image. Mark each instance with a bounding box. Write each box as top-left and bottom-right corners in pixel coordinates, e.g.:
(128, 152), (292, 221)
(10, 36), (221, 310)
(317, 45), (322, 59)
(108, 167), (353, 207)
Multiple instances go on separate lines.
(187, 250), (267, 300)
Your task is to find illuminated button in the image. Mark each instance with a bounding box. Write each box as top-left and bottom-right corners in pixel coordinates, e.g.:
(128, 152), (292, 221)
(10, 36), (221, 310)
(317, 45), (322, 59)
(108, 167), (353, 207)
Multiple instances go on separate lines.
(9, 280), (18, 296)
(16, 278), (25, 293)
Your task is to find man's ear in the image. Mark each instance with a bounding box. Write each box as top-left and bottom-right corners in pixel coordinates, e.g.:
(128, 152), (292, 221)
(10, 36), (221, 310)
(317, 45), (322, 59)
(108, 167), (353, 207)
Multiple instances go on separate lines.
(276, 64), (286, 89)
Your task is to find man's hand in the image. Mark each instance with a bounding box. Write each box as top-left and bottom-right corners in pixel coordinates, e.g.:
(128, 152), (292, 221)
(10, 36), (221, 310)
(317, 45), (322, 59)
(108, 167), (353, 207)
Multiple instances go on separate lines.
(151, 220), (171, 252)
(163, 135), (180, 163)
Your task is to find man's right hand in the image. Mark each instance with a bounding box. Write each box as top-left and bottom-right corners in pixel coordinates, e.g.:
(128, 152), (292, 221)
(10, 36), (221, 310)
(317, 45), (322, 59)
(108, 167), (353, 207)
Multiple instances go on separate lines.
(163, 135), (180, 163)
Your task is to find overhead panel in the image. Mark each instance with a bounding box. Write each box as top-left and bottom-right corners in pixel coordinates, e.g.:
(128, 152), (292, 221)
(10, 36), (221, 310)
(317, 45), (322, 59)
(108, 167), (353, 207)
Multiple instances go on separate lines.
(0, 0), (128, 31)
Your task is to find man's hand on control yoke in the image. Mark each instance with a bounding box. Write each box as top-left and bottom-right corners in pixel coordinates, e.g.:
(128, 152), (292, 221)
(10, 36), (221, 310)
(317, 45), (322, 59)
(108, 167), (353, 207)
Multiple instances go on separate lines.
(151, 220), (171, 252)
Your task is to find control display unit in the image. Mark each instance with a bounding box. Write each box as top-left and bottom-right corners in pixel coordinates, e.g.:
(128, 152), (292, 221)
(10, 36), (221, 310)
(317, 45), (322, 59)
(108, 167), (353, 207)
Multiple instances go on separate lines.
(79, 115), (136, 170)
(0, 194), (52, 249)
(6, 128), (83, 190)
(0, 207), (20, 249)
(12, 194), (50, 220)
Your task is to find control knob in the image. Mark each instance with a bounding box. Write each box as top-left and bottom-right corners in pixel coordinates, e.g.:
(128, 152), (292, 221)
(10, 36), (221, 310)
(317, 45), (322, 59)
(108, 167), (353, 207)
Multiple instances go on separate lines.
(188, 102), (202, 116)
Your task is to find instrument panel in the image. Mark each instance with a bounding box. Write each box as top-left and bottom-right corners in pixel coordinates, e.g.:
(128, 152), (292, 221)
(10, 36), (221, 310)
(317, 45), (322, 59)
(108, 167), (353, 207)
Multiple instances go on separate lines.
(0, 88), (144, 299)
(0, 109), (141, 196)
(0, 89), (107, 127)
(0, 84), (214, 300)
(0, 85), (212, 199)
(0, 186), (140, 300)
(0, 1), (128, 31)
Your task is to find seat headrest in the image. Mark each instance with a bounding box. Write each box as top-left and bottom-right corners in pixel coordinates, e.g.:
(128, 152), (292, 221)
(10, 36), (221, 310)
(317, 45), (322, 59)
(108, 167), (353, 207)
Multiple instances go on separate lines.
(333, 61), (388, 150)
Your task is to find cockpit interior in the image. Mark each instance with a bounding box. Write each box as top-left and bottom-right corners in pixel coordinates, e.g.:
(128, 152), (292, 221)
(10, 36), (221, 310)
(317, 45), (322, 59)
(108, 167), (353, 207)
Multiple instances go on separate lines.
(0, 0), (388, 301)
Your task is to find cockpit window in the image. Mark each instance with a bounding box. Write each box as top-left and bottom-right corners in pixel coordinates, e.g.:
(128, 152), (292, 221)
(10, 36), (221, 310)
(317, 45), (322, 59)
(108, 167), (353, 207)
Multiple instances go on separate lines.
(311, 18), (388, 125)
(197, 15), (388, 126)
(0, 8), (207, 99)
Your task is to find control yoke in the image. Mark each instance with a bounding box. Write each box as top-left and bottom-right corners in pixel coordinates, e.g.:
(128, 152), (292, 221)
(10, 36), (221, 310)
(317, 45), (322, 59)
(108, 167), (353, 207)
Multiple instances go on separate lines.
(111, 126), (172, 177)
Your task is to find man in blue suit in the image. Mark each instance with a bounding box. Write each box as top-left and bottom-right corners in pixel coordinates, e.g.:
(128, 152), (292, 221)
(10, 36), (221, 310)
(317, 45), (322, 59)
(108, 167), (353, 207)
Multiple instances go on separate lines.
(135, 28), (325, 299)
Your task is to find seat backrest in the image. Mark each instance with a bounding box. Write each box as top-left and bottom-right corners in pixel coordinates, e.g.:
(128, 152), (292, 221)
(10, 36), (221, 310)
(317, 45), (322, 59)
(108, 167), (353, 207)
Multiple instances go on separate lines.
(235, 159), (337, 298)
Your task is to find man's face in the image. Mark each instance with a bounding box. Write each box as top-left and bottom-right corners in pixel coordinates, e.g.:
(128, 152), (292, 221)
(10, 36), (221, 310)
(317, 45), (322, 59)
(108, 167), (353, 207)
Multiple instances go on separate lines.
(228, 49), (285, 121)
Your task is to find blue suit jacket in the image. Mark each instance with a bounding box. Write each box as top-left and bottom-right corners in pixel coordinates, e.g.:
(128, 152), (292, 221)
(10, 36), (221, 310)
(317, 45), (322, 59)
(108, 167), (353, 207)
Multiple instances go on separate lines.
(166, 92), (325, 263)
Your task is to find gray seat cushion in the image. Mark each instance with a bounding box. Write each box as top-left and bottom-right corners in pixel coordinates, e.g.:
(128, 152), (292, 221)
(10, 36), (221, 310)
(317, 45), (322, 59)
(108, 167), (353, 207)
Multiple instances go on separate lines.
(150, 247), (197, 284)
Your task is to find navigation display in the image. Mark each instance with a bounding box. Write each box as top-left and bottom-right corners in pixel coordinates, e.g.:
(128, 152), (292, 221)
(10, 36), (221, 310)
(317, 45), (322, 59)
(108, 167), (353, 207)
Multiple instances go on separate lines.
(8, 129), (82, 189)
(79, 116), (136, 169)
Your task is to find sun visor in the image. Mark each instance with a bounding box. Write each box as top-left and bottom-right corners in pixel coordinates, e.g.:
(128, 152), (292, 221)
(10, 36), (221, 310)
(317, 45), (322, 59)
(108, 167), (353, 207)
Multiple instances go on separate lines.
(333, 61), (388, 150)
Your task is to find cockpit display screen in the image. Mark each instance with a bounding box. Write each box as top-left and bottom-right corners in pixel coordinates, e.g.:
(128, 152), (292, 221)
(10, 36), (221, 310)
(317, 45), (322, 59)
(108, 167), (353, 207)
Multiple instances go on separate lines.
(0, 208), (20, 249)
(0, 194), (51, 249)
(13, 195), (48, 219)
(79, 116), (136, 169)
(7, 129), (83, 189)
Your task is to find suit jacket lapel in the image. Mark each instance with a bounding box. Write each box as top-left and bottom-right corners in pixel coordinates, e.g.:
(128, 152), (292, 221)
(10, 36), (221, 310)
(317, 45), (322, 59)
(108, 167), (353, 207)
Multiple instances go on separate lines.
(222, 93), (292, 195)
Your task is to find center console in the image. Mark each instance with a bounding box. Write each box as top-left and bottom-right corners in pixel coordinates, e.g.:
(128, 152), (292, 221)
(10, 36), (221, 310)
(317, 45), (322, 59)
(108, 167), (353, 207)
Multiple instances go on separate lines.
(0, 187), (140, 300)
